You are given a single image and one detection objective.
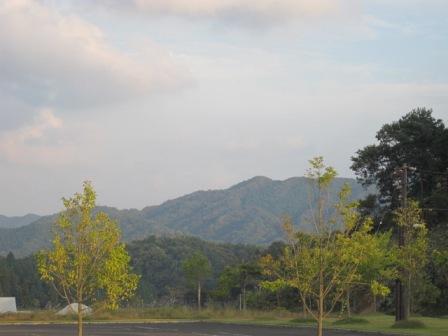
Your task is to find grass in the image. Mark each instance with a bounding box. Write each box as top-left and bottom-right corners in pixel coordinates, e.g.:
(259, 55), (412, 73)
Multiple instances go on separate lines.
(326, 314), (445, 336)
(289, 317), (316, 324)
(1, 308), (447, 335)
(0, 306), (295, 323)
(392, 319), (427, 329)
(333, 317), (369, 325)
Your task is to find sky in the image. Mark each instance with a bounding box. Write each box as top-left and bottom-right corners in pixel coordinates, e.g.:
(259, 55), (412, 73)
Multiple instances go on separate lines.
(0, 0), (447, 215)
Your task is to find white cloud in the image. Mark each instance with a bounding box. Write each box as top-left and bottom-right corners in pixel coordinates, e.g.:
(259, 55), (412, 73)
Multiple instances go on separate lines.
(0, 109), (73, 165)
(0, 0), (189, 109)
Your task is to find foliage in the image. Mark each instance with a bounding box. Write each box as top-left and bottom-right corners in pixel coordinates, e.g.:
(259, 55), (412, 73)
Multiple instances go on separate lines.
(182, 251), (211, 309)
(351, 108), (448, 230)
(262, 157), (386, 336)
(182, 252), (211, 286)
(394, 201), (428, 280)
(0, 253), (59, 308)
(394, 201), (429, 316)
(214, 263), (261, 310)
(0, 235), (261, 310)
(128, 235), (260, 305)
(37, 182), (139, 335)
(351, 108), (448, 315)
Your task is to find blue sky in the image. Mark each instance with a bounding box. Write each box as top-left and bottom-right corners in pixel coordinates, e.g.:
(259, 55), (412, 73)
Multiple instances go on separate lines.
(0, 0), (447, 215)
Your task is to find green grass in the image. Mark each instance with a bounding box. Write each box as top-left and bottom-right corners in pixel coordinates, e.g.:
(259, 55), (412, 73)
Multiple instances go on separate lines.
(392, 319), (427, 329)
(326, 314), (446, 336)
(1, 308), (447, 335)
(333, 317), (369, 325)
(289, 317), (316, 324)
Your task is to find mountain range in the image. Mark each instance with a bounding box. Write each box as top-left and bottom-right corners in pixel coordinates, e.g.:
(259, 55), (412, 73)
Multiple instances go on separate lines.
(0, 214), (41, 229)
(0, 176), (373, 257)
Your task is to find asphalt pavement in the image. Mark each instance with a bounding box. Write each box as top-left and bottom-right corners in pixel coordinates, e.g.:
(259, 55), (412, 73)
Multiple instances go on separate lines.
(0, 322), (392, 336)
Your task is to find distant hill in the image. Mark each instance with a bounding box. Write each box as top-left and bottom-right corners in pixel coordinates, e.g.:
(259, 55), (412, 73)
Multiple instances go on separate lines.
(128, 235), (261, 303)
(0, 176), (373, 257)
(0, 214), (41, 229)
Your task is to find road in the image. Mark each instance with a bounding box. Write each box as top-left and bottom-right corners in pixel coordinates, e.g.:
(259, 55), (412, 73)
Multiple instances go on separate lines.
(0, 322), (389, 336)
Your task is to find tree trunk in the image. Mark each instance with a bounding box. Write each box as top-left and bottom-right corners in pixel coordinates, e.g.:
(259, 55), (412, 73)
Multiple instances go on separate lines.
(373, 295), (377, 313)
(77, 303), (83, 336)
(346, 290), (351, 318)
(302, 297), (307, 318)
(242, 285), (246, 311)
(197, 281), (201, 311)
(318, 269), (324, 336)
(318, 300), (324, 336)
(402, 271), (410, 320)
(406, 273), (412, 317)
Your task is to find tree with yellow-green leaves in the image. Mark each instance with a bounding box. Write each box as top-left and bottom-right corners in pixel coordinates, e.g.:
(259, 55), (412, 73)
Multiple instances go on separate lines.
(182, 251), (211, 310)
(394, 200), (428, 317)
(261, 157), (393, 336)
(37, 182), (140, 336)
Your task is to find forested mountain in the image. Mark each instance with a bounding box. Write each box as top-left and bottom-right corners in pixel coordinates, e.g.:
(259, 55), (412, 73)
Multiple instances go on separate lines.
(0, 176), (371, 257)
(0, 236), (261, 308)
(0, 214), (40, 229)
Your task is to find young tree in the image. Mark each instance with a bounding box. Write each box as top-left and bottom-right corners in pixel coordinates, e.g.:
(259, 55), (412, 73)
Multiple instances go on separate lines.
(259, 253), (297, 312)
(215, 263), (261, 310)
(182, 252), (211, 310)
(394, 200), (429, 317)
(37, 182), (139, 336)
(272, 157), (386, 336)
(357, 231), (397, 313)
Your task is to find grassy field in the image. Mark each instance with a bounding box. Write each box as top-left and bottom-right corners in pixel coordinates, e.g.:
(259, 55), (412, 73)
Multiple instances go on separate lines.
(316, 314), (447, 336)
(0, 308), (447, 335)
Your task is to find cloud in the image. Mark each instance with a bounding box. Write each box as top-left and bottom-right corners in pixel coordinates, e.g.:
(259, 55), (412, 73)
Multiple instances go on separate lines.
(97, 0), (357, 26)
(0, 0), (189, 110)
(0, 109), (74, 165)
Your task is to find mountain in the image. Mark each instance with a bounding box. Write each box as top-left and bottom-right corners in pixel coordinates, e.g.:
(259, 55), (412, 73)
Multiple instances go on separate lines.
(0, 176), (373, 257)
(0, 214), (41, 229)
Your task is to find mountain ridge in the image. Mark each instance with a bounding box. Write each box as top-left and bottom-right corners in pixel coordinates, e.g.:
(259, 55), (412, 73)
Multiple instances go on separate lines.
(0, 214), (41, 229)
(0, 176), (373, 257)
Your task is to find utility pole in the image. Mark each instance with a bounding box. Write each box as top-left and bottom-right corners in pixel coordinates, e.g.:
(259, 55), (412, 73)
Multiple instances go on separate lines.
(395, 164), (409, 321)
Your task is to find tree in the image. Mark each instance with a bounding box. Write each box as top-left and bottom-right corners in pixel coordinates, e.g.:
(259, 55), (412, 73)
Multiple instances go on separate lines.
(394, 201), (429, 317)
(259, 253), (296, 312)
(37, 182), (139, 336)
(351, 108), (448, 230)
(351, 108), (447, 315)
(215, 263), (261, 310)
(182, 252), (211, 310)
(263, 157), (386, 336)
(357, 231), (397, 313)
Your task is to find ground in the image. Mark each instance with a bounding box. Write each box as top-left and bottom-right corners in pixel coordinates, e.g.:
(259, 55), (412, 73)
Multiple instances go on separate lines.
(0, 322), (391, 336)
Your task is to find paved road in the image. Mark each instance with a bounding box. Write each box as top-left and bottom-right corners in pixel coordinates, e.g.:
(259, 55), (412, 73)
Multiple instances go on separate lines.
(0, 322), (389, 336)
